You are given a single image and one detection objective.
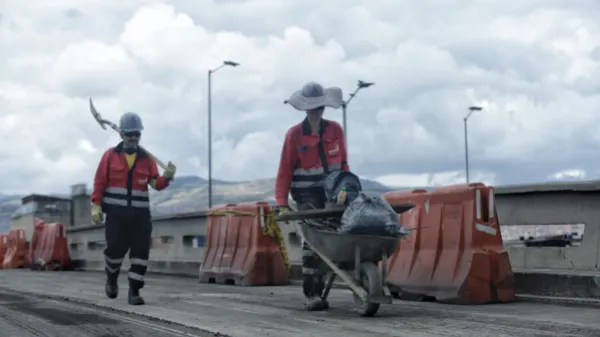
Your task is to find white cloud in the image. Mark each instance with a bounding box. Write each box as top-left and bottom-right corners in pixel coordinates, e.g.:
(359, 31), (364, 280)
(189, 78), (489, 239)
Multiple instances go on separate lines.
(53, 40), (139, 97)
(375, 171), (499, 189)
(549, 169), (587, 181)
(1, 1), (600, 195)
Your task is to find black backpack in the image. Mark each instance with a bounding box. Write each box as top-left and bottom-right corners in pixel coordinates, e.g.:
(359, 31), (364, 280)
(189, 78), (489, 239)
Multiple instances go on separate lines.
(323, 170), (363, 206)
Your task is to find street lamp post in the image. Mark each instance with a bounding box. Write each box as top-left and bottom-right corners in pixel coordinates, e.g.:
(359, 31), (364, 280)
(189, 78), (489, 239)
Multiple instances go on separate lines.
(342, 80), (374, 143)
(207, 60), (240, 209)
(464, 106), (482, 183)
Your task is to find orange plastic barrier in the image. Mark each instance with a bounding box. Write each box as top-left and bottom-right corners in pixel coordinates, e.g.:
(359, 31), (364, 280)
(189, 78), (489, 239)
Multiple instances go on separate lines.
(2, 229), (27, 269)
(384, 183), (515, 304)
(26, 219), (46, 267)
(28, 218), (71, 270)
(199, 202), (289, 286)
(0, 234), (8, 266)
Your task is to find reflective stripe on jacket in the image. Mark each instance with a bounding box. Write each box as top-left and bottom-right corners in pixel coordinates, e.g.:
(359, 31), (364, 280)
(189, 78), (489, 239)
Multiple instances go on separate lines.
(275, 118), (349, 206)
(91, 142), (170, 214)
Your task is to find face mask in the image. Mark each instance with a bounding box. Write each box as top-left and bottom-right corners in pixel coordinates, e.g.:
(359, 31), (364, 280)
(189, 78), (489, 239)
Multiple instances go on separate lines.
(307, 107), (324, 120)
(122, 133), (140, 153)
(123, 146), (137, 154)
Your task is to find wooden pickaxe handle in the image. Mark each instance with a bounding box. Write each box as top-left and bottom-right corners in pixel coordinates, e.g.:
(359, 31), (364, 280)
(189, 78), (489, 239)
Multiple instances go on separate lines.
(140, 145), (168, 170)
(89, 98), (170, 171)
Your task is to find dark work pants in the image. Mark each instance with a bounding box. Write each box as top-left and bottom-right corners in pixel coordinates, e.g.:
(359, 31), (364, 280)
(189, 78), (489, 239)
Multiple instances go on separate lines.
(103, 211), (152, 290)
(297, 198), (326, 298)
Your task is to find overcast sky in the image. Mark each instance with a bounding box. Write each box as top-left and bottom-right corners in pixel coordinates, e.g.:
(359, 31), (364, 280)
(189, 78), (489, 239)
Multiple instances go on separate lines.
(1, 1), (600, 195)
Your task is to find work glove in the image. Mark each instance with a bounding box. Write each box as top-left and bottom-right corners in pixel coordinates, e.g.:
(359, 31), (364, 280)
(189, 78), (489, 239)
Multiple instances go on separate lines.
(275, 205), (291, 224)
(91, 204), (104, 225)
(163, 161), (177, 180)
(275, 205), (290, 216)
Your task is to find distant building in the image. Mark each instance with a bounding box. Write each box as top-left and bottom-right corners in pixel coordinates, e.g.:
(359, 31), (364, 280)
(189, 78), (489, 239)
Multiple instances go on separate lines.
(8, 183), (92, 242)
(69, 183), (92, 228)
(10, 194), (72, 242)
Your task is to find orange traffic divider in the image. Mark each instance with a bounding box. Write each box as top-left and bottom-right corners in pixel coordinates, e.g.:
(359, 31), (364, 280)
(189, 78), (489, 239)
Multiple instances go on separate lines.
(27, 219), (46, 267)
(384, 183), (516, 304)
(199, 202), (289, 286)
(0, 234), (8, 266)
(2, 228), (27, 269)
(28, 218), (71, 271)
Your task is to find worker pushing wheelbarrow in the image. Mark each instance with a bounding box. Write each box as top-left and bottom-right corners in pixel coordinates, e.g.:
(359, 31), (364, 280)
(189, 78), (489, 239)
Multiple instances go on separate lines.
(274, 82), (413, 316)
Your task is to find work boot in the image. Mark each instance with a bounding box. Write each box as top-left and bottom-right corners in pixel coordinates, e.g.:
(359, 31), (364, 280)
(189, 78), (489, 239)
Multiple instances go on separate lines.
(302, 275), (325, 297)
(105, 279), (118, 299)
(313, 277), (325, 297)
(128, 288), (145, 305)
(305, 297), (329, 311)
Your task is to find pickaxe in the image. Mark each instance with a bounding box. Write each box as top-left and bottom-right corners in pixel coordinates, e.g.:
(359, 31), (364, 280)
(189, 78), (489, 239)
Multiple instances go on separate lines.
(88, 98), (169, 171)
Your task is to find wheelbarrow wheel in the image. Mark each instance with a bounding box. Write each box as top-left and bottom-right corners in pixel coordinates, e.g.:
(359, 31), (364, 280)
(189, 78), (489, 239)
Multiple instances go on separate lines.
(352, 262), (382, 317)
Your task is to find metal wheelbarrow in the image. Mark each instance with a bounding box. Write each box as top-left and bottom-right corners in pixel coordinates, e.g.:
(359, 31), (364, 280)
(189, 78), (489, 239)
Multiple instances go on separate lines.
(276, 203), (414, 317)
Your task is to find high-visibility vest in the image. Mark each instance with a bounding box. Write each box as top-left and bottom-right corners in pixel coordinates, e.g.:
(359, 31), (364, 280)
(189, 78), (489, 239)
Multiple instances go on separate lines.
(91, 142), (170, 214)
(275, 117), (349, 205)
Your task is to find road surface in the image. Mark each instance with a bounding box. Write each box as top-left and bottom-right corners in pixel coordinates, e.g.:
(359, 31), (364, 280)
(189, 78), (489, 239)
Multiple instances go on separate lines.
(0, 270), (598, 337)
(0, 288), (214, 337)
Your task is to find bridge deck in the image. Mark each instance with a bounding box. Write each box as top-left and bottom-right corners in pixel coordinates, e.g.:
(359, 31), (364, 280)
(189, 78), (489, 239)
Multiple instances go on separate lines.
(0, 270), (598, 337)
(0, 288), (209, 336)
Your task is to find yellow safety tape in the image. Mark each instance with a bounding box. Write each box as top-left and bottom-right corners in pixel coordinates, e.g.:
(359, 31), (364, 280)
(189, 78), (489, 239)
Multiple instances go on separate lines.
(207, 209), (256, 217)
(207, 208), (290, 271)
(263, 211), (290, 271)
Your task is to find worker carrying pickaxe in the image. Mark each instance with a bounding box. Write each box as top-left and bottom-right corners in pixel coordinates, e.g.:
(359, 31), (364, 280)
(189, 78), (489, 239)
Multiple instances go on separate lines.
(275, 81), (349, 311)
(90, 111), (176, 305)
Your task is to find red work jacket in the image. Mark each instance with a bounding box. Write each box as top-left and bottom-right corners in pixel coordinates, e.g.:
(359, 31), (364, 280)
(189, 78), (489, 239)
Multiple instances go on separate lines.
(275, 118), (349, 206)
(91, 142), (170, 214)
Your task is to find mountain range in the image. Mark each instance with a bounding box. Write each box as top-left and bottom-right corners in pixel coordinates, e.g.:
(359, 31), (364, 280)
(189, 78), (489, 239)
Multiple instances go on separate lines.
(0, 175), (397, 232)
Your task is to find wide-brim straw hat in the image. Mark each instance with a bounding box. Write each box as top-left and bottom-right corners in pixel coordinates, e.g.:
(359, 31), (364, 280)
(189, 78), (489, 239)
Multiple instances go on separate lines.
(284, 81), (344, 111)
